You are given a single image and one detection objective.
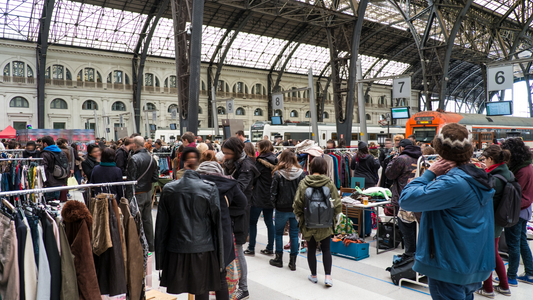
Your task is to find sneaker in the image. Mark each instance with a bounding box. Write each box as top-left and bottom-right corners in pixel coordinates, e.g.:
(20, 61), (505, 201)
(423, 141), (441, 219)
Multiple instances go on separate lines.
(243, 249), (255, 256)
(308, 275), (317, 284)
(260, 249), (274, 255)
(325, 278), (333, 287)
(494, 286), (511, 296)
(494, 277), (517, 287)
(235, 289), (249, 300)
(517, 273), (533, 285)
(474, 288), (494, 299)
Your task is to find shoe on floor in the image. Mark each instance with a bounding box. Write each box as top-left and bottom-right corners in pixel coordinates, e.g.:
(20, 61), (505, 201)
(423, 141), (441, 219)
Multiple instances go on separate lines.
(474, 288), (494, 299)
(308, 275), (318, 284)
(325, 278), (333, 287)
(517, 273), (533, 285)
(235, 289), (249, 300)
(494, 286), (511, 296)
(494, 277), (517, 287)
(243, 249), (255, 256)
(260, 249), (274, 255)
(284, 242), (291, 250)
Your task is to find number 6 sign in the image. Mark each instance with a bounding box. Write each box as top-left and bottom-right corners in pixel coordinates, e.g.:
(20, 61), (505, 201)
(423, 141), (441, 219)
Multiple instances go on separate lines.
(392, 77), (411, 99)
(487, 65), (513, 91)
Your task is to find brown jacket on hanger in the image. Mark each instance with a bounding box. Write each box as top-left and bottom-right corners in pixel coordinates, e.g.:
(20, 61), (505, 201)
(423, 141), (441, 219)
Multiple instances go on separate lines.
(90, 194), (112, 256)
(119, 198), (144, 300)
(61, 200), (100, 300)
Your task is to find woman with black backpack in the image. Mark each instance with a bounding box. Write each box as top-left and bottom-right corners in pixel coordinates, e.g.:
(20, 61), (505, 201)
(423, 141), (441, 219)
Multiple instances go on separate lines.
(293, 157), (341, 287)
(476, 145), (512, 297)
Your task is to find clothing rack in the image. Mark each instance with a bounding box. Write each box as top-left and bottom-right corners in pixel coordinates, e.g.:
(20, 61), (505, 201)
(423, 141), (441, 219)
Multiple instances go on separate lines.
(0, 149), (25, 152)
(0, 180), (138, 197)
(0, 157), (44, 161)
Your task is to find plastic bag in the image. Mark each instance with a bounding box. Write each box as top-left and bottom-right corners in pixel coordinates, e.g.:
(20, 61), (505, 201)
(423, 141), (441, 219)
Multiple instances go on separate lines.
(67, 176), (78, 190)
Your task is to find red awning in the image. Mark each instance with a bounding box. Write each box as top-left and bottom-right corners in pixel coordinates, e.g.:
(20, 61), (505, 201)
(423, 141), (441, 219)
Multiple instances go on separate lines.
(0, 126), (17, 139)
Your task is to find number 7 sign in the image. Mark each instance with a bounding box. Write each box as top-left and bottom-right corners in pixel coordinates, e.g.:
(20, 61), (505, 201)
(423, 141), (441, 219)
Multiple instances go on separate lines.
(393, 77), (411, 99)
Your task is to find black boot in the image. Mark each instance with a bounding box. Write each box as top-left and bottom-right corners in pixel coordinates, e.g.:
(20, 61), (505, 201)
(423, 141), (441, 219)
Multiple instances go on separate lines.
(269, 253), (283, 268)
(288, 255), (297, 271)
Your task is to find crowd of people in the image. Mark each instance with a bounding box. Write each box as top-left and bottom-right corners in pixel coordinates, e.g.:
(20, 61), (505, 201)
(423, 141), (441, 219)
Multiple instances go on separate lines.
(2, 122), (532, 300)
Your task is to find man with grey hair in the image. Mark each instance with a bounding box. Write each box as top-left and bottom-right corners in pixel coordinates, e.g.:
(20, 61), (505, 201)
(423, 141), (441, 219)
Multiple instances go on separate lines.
(127, 135), (159, 251)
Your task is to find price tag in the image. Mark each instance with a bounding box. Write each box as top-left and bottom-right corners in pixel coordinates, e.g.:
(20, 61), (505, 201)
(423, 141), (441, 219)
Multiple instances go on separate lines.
(272, 93), (284, 110)
(392, 77), (411, 98)
(226, 100), (234, 114)
(487, 65), (513, 91)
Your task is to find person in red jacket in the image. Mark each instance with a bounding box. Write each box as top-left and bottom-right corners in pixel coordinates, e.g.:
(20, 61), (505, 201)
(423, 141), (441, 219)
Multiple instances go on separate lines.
(500, 138), (533, 286)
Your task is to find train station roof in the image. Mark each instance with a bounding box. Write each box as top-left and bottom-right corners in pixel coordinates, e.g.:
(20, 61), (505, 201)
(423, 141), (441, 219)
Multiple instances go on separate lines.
(2, 0), (532, 106)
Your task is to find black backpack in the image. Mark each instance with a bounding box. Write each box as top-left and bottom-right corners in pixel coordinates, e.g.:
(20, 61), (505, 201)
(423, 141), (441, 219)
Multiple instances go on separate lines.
(386, 256), (416, 285)
(304, 186), (334, 229)
(493, 173), (522, 228)
(47, 151), (69, 180)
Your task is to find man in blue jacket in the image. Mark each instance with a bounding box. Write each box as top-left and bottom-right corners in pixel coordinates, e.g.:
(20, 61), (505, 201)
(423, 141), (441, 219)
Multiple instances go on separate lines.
(400, 123), (495, 300)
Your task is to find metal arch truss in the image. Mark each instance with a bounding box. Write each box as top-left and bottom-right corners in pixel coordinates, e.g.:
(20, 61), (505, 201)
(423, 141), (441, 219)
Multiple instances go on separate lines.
(36, 0), (56, 129)
(172, 0), (204, 134)
(132, 0), (170, 134)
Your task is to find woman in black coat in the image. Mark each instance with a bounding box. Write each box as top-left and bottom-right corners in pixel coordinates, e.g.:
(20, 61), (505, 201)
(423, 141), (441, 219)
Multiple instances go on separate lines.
(351, 141), (380, 189)
(82, 143), (101, 182)
(90, 147), (124, 199)
(247, 140), (278, 255)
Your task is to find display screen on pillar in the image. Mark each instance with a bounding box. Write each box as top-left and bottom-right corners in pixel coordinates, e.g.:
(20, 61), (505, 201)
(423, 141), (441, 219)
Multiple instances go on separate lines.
(271, 116), (283, 125)
(170, 123), (177, 130)
(391, 107), (410, 119)
(486, 101), (512, 116)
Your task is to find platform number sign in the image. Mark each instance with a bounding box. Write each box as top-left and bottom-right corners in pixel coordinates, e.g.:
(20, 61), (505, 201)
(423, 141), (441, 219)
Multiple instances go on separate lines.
(272, 93), (284, 110)
(488, 65), (513, 91)
(226, 99), (234, 114)
(392, 77), (411, 99)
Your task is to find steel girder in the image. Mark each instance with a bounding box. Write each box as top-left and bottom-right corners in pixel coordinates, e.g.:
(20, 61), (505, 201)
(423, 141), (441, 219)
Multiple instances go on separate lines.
(36, 0), (55, 129)
(132, 0), (170, 134)
(171, 0), (204, 135)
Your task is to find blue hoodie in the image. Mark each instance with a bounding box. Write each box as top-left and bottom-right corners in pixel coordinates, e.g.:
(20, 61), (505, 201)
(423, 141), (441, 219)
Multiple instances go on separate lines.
(43, 144), (62, 153)
(400, 164), (495, 285)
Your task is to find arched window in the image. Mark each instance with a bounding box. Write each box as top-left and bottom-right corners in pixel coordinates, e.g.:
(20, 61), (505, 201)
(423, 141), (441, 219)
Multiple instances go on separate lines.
(366, 114), (371, 121)
(305, 111), (310, 118)
(323, 112), (329, 119)
(274, 109), (282, 116)
(252, 84), (264, 95)
(9, 97), (29, 108)
(201, 81), (206, 91)
(165, 76), (177, 88)
(217, 80), (225, 92)
(168, 104), (178, 113)
(254, 108), (263, 116)
(233, 82), (247, 94)
(111, 101), (126, 111)
(145, 73), (154, 86)
(50, 98), (68, 109)
(3, 63), (10, 76)
(107, 70), (125, 84)
(236, 107), (245, 115)
(155, 77), (160, 87)
(12, 61), (25, 77)
(290, 110), (298, 117)
(217, 106), (226, 115)
(46, 65), (71, 80)
(146, 103), (156, 111)
(82, 100), (98, 110)
(291, 87), (298, 98)
(198, 107), (203, 114)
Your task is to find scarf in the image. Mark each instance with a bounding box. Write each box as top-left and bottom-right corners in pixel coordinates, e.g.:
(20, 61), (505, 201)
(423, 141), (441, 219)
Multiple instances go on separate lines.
(510, 159), (533, 174)
(100, 162), (116, 167)
(223, 151), (247, 175)
(486, 162), (505, 173)
(197, 161), (224, 175)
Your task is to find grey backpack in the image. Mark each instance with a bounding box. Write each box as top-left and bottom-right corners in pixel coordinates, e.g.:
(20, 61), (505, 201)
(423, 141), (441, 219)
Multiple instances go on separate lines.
(304, 186), (334, 229)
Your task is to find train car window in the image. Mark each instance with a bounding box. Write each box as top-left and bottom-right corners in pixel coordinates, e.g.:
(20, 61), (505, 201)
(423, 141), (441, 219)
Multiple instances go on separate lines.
(351, 133), (359, 141)
(322, 133), (326, 140)
(413, 127), (437, 143)
(369, 133), (377, 141)
(332, 133), (337, 140)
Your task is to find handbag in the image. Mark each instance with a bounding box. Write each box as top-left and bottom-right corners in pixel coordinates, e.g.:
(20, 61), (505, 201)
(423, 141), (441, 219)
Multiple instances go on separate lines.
(377, 219), (402, 249)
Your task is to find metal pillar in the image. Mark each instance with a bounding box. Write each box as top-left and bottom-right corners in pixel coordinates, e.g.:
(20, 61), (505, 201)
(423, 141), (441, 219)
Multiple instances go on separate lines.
(132, 0), (169, 135)
(36, 0), (55, 129)
(342, 0), (368, 146)
(356, 60), (367, 143)
(308, 69), (319, 143)
(187, 0), (204, 135)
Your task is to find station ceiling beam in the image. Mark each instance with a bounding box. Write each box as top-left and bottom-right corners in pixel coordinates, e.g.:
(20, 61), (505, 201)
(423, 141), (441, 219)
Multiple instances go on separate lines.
(36, 0), (55, 129)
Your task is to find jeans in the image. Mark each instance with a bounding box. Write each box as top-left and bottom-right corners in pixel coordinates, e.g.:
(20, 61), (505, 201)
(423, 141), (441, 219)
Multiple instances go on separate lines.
(483, 237), (509, 292)
(248, 206), (274, 251)
(74, 169), (82, 184)
(235, 244), (248, 291)
(274, 211), (299, 254)
(136, 192), (154, 251)
(398, 219), (417, 256)
(505, 218), (533, 279)
(428, 278), (481, 300)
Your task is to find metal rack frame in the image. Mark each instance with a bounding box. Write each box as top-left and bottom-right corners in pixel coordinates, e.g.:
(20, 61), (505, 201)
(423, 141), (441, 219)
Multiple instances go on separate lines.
(0, 157), (44, 161)
(0, 180), (138, 197)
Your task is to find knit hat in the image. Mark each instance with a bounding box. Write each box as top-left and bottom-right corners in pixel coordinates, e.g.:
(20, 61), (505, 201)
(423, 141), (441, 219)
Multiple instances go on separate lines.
(197, 161), (224, 175)
(358, 141), (368, 150)
(433, 123), (473, 163)
(399, 139), (413, 148)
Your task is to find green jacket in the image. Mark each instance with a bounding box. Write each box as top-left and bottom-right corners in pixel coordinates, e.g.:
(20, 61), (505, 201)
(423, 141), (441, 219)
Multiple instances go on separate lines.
(293, 175), (342, 242)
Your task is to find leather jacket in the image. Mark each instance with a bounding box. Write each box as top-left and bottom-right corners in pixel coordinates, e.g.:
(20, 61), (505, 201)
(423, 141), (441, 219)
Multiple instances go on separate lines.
(126, 148), (158, 198)
(271, 168), (306, 212)
(252, 153), (278, 208)
(155, 170), (223, 271)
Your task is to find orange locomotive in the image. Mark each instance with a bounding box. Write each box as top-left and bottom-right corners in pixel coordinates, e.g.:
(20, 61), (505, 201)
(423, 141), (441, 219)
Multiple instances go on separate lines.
(405, 111), (533, 147)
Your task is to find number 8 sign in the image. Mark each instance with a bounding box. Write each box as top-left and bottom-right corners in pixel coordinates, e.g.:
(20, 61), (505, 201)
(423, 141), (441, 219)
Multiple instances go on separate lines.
(272, 93), (284, 110)
(226, 100), (234, 114)
(487, 65), (513, 91)
(392, 77), (411, 99)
